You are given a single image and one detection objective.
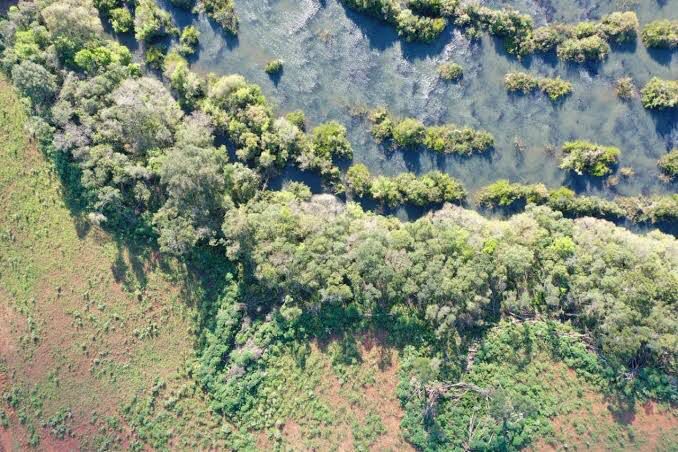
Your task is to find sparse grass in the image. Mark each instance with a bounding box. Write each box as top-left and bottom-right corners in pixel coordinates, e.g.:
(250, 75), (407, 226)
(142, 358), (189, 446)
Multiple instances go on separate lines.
(0, 76), (223, 449)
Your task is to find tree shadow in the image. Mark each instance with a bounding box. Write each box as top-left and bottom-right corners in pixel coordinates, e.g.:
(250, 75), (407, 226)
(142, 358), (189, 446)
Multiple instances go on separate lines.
(646, 47), (673, 66)
(0, 0), (18, 16)
(647, 108), (677, 141)
(340, 7), (399, 53)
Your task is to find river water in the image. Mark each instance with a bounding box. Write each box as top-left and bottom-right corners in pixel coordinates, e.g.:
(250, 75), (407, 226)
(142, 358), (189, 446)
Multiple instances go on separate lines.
(164, 0), (677, 199)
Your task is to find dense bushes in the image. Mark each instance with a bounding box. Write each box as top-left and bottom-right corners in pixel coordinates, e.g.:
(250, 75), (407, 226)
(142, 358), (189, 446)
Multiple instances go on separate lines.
(640, 77), (678, 110)
(200, 193), (675, 447)
(340, 1), (639, 61)
(504, 72), (572, 101)
(134, 0), (177, 43)
(340, 0), (448, 42)
(0, 0), (350, 252)
(217, 193), (677, 381)
(369, 107), (494, 155)
(658, 149), (678, 181)
(199, 0), (238, 35)
(346, 163), (465, 207)
(437, 62), (463, 81)
(641, 20), (678, 49)
(476, 180), (678, 226)
(559, 140), (620, 176)
(556, 35), (609, 62)
(264, 59), (283, 75)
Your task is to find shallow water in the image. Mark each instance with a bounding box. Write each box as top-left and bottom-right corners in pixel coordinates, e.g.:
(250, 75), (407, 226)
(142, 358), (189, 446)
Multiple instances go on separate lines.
(167, 0), (676, 198)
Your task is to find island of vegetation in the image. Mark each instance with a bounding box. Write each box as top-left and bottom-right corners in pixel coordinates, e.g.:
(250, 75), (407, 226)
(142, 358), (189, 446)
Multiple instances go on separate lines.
(504, 71), (573, 102)
(369, 107), (494, 155)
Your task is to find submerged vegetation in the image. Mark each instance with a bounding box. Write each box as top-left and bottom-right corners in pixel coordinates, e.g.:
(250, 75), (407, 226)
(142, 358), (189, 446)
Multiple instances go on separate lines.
(504, 72), (572, 102)
(0, 0), (676, 450)
(369, 107), (494, 155)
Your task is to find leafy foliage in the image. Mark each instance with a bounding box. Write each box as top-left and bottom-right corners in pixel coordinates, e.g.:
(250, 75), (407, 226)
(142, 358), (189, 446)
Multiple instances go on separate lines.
(641, 20), (678, 49)
(658, 149), (678, 181)
(559, 140), (620, 176)
(504, 71), (572, 102)
(641, 77), (678, 110)
(370, 108), (494, 155)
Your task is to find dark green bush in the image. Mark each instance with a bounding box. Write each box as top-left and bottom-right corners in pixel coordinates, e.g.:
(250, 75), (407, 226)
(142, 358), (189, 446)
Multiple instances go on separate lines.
(134, 0), (176, 43)
(557, 35), (610, 62)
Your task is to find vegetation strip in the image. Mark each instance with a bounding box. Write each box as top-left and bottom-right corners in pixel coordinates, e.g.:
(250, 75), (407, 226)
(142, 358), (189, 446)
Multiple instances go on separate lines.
(340, 1), (642, 61)
(369, 107), (494, 155)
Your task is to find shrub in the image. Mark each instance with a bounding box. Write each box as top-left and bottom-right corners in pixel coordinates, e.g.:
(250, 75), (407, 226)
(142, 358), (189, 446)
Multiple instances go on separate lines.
(370, 175), (403, 207)
(658, 149), (678, 181)
(369, 107), (395, 142)
(145, 45), (166, 69)
(392, 117), (426, 148)
(285, 110), (306, 131)
(615, 76), (635, 99)
(557, 35), (609, 62)
(11, 60), (58, 105)
(598, 11), (638, 44)
(504, 71), (538, 93)
(617, 195), (678, 224)
(505, 72), (572, 101)
(470, 6), (534, 56)
(531, 24), (568, 52)
(641, 20), (677, 49)
(640, 77), (678, 110)
(559, 140), (620, 176)
(370, 108), (493, 154)
(548, 188), (625, 220)
(476, 180), (548, 208)
(407, 0), (459, 17)
(178, 26), (200, 56)
(423, 125), (493, 155)
(109, 7), (133, 34)
(539, 78), (572, 101)
(264, 59), (283, 75)
(201, 0), (238, 35)
(311, 121), (352, 159)
(134, 0), (176, 43)
(419, 171), (465, 203)
(438, 62), (463, 81)
(74, 42), (132, 73)
(396, 9), (447, 42)
(346, 163), (372, 198)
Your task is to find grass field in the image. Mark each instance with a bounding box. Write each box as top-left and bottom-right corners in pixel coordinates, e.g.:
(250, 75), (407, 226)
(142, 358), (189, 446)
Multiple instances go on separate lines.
(0, 76), (676, 451)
